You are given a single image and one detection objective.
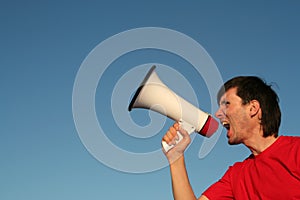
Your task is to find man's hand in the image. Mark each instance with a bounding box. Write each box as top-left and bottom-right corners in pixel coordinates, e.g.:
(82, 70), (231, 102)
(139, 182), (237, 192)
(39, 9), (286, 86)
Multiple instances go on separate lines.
(162, 122), (191, 164)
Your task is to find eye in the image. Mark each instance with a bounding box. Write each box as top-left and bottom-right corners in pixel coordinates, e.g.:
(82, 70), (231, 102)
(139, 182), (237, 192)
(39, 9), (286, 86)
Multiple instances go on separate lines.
(220, 100), (230, 106)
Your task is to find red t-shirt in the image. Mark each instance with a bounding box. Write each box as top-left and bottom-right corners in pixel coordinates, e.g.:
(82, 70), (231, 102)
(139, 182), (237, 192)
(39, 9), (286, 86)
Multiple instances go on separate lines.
(203, 136), (300, 200)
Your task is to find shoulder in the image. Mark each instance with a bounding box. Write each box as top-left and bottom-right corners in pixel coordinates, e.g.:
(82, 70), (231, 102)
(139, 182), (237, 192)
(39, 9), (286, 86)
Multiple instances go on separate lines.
(277, 135), (300, 147)
(280, 135), (300, 140)
(275, 136), (300, 161)
(227, 159), (248, 174)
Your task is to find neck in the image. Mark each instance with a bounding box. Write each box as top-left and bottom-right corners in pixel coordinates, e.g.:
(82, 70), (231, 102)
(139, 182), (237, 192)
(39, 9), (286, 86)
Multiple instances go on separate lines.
(244, 135), (278, 156)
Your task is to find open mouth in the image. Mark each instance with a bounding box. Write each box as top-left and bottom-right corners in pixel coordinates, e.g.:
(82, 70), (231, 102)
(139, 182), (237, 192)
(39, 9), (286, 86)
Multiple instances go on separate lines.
(222, 122), (230, 130)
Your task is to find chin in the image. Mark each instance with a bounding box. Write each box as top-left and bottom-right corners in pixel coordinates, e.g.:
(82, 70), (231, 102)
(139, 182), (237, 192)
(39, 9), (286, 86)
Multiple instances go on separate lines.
(227, 137), (241, 145)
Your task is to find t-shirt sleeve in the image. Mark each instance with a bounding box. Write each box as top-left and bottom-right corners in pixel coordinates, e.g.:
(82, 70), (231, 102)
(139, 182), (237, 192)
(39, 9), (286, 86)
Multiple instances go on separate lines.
(202, 166), (234, 200)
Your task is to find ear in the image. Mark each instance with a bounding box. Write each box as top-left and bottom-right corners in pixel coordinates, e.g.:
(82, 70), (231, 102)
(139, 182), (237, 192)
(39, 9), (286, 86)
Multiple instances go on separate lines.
(249, 100), (260, 117)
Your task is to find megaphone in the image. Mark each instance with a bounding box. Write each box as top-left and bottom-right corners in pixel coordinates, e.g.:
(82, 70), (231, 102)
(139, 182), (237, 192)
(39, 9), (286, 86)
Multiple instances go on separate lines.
(128, 66), (219, 152)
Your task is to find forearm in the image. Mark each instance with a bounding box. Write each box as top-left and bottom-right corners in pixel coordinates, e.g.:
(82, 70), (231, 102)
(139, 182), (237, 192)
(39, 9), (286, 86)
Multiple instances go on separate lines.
(169, 155), (197, 200)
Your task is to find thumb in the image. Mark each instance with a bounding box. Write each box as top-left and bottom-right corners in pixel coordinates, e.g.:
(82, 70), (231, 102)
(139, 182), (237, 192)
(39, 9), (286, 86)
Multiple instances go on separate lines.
(177, 125), (191, 144)
(178, 125), (189, 137)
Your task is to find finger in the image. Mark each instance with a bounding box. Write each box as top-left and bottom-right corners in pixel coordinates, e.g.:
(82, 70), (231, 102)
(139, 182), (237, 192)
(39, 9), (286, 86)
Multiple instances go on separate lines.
(163, 129), (175, 140)
(166, 130), (174, 139)
(163, 134), (171, 143)
(168, 131), (179, 145)
(169, 126), (177, 137)
(162, 123), (180, 144)
(170, 128), (179, 141)
(173, 122), (180, 130)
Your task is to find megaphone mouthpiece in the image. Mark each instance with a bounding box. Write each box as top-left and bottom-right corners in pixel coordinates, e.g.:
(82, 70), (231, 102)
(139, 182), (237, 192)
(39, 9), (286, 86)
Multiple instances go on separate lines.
(199, 115), (219, 137)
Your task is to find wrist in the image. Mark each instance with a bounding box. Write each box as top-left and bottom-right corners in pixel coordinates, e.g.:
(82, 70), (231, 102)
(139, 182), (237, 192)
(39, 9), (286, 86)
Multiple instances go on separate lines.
(169, 153), (185, 166)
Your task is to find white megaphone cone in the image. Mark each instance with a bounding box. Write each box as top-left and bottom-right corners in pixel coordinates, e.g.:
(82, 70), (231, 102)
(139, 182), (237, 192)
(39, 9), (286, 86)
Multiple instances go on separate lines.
(128, 66), (218, 152)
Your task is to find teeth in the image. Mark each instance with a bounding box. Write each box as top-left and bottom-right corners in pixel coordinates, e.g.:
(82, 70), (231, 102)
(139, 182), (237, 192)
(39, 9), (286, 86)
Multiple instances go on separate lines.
(222, 122), (230, 130)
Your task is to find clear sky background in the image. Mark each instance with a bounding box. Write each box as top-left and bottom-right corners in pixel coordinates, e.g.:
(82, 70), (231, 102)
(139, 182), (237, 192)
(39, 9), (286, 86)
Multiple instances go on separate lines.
(1, 1), (300, 199)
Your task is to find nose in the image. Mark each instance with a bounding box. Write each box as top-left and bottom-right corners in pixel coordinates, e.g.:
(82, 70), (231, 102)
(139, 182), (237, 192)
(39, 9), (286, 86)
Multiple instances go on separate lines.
(215, 107), (225, 120)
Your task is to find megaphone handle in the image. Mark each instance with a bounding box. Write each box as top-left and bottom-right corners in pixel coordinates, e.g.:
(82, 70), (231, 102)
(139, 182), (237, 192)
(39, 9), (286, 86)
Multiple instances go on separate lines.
(162, 120), (195, 152)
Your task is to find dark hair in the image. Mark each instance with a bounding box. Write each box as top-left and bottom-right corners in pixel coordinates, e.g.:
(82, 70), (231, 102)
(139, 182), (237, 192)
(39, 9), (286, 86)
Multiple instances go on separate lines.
(217, 76), (281, 137)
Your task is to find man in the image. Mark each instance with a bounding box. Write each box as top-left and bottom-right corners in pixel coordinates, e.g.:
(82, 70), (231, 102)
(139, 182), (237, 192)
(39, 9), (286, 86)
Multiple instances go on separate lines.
(162, 76), (300, 199)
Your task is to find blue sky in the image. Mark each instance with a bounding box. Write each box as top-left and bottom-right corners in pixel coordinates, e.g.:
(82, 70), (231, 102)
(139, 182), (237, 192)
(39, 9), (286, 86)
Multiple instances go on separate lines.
(1, 1), (300, 199)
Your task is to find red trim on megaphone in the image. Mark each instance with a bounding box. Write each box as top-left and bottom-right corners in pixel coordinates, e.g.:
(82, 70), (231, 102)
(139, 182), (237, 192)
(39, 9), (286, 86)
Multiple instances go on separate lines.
(199, 115), (219, 137)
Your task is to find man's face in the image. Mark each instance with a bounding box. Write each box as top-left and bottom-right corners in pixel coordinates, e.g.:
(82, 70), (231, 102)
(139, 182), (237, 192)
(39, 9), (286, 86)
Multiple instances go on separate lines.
(215, 87), (251, 145)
